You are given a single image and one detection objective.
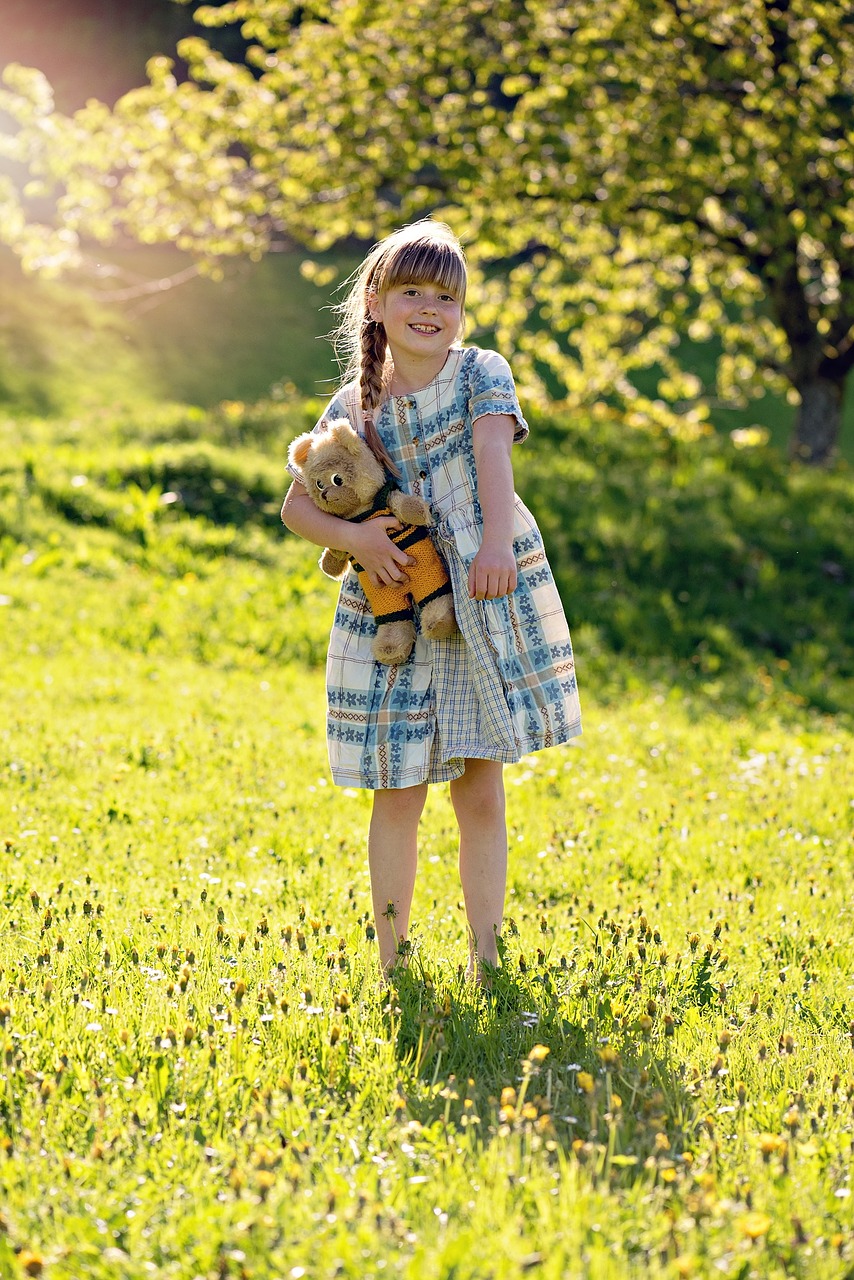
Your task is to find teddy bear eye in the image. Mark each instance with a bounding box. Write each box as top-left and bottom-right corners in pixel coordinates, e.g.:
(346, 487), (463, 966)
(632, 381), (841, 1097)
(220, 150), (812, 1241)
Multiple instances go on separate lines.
(315, 478), (324, 490)
(331, 474), (344, 487)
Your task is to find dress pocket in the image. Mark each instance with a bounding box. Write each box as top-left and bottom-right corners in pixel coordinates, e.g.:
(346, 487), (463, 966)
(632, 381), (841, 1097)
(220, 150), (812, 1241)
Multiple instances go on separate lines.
(435, 507), (480, 567)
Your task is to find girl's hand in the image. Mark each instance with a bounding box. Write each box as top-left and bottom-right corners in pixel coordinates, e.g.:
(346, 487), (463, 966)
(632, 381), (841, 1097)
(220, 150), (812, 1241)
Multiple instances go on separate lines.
(468, 540), (517, 600)
(351, 517), (414, 588)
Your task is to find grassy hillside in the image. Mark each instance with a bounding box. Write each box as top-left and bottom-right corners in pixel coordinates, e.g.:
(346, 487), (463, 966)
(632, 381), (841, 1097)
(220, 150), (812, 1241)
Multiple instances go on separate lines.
(0, 401), (852, 1278)
(3, 247), (853, 461)
(2, 394), (851, 719)
(0, 246), (348, 416)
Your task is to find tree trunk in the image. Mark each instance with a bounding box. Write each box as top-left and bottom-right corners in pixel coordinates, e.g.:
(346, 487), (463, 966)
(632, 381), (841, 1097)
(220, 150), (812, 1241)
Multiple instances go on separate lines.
(789, 375), (844, 465)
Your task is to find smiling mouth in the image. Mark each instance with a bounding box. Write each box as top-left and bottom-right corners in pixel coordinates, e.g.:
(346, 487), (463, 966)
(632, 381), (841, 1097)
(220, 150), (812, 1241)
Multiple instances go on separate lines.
(409, 324), (440, 334)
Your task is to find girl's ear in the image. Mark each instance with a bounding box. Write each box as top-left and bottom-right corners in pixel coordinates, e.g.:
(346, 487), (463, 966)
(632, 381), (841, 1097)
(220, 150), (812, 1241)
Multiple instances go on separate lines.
(366, 291), (384, 324)
(288, 432), (315, 471)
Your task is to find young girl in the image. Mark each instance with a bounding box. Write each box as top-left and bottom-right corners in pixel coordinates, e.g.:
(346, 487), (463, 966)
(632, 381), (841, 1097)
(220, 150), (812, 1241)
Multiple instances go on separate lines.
(282, 220), (581, 979)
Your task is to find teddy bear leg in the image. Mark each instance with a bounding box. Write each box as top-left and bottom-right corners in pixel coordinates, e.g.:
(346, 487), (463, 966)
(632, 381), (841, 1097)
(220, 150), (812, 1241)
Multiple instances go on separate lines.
(372, 620), (416, 665)
(420, 592), (458, 640)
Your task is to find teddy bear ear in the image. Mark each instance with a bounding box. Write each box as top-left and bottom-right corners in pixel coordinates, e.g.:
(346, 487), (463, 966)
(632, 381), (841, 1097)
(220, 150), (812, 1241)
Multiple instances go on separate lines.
(287, 432), (315, 470)
(328, 418), (363, 456)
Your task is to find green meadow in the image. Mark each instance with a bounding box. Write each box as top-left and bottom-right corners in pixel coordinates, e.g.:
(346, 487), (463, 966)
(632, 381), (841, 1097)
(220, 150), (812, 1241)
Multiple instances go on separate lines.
(1, 319), (854, 1277)
(3, 245), (854, 464)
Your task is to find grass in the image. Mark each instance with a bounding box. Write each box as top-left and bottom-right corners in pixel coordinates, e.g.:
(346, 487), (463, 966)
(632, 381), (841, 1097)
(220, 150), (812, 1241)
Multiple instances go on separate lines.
(2, 244), (853, 464)
(3, 394), (851, 718)
(0, 400), (853, 1278)
(0, 246), (349, 416)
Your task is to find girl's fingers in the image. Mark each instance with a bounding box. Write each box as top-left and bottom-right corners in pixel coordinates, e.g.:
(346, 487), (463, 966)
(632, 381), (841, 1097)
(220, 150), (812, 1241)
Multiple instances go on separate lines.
(469, 568), (516, 600)
(469, 548), (517, 599)
(370, 555), (411, 587)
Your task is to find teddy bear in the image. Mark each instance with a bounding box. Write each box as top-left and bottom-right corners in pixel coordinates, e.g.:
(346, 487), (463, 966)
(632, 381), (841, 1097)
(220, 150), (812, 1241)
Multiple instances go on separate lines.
(287, 418), (458, 664)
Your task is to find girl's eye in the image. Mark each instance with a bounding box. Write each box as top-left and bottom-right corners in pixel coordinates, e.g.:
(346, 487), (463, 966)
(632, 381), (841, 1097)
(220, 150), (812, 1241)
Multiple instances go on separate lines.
(331, 474), (344, 487)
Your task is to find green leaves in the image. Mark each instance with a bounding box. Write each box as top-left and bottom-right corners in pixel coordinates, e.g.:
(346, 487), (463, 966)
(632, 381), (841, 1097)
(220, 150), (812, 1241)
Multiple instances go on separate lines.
(2, 2), (854, 456)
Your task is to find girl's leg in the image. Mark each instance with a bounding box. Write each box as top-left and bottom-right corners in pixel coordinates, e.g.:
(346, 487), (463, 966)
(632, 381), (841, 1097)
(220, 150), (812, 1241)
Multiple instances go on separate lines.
(368, 783), (428, 974)
(449, 759), (507, 975)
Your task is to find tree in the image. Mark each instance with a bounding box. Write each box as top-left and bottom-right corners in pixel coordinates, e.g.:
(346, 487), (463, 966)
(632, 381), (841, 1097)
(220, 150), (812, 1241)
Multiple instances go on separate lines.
(3, 0), (853, 462)
(0, 58), (267, 274)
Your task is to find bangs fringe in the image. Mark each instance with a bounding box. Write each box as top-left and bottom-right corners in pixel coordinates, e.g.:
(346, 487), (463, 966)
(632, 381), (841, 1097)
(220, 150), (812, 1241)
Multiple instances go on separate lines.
(381, 241), (467, 301)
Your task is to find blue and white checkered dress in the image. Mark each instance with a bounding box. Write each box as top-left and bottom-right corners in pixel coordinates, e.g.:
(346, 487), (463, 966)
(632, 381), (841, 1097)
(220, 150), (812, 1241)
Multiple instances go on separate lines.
(290, 346), (582, 789)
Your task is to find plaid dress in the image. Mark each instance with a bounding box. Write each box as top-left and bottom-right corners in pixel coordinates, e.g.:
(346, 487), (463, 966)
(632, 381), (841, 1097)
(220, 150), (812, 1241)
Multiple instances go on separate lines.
(289, 346), (581, 789)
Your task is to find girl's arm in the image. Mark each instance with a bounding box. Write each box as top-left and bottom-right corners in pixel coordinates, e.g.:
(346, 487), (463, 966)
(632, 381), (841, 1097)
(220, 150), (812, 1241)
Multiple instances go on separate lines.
(281, 480), (414, 587)
(469, 413), (518, 600)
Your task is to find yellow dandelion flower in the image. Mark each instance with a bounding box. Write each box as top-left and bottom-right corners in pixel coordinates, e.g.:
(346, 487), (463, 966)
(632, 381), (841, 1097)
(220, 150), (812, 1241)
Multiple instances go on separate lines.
(255, 1170), (276, 1197)
(758, 1133), (785, 1158)
(528, 1044), (550, 1063)
(577, 1071), (595, 1094)
(500, 1086), (517, 1107)
(739, 1211), (772, 1240)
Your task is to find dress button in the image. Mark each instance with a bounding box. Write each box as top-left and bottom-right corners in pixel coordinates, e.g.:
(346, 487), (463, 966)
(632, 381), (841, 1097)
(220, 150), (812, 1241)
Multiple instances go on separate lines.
(412, 436), (420, 445)
(419, 470), (427, 480)
(408, 398), (417, 408)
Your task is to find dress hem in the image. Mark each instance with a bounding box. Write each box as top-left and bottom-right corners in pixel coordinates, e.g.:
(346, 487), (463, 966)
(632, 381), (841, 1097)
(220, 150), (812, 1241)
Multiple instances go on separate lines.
(329, 721), (583, 790)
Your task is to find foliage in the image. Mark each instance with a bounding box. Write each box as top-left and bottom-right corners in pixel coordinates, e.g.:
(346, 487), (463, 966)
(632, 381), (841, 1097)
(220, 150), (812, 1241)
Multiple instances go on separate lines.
(3, 1), (854, 459)
(0, 0), (248, 112)
(0, 400), (853, 1277)
(0, 56), (264, 275)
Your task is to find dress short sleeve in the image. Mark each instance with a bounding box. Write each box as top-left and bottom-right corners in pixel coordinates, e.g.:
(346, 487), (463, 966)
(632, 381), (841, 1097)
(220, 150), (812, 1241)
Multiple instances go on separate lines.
(285, 385), (353, 483)
(467, 349), (529, 444)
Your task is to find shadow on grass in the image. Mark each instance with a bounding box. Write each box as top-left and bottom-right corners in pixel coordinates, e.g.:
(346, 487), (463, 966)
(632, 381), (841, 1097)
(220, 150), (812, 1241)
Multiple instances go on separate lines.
(516, 417), (854, 721)
(383, 942), (699, 1174)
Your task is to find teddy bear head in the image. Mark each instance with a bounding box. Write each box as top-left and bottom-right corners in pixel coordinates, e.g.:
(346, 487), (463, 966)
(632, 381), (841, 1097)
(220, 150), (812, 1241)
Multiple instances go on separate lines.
(288, 418), (387, 518)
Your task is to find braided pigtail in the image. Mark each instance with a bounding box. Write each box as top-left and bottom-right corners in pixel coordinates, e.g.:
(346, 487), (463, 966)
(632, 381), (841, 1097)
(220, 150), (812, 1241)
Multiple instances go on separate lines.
(359, 315), (400, 477)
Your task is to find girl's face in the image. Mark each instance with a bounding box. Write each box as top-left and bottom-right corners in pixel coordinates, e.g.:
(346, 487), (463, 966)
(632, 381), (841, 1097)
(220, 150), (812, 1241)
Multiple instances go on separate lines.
(369, 281), (463, 363)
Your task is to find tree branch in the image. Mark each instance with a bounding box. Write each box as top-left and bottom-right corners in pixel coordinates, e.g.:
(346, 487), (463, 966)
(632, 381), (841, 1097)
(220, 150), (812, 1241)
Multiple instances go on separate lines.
(83, 259), (204, 302)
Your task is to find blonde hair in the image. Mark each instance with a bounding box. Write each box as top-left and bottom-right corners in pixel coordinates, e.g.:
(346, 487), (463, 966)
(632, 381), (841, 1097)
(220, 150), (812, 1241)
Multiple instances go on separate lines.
(331, 220), (467, 472)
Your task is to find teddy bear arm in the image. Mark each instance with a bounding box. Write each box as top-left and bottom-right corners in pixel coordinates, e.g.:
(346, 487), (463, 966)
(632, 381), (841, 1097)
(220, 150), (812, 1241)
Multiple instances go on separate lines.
(319, 547), (350, 579)
(388, 490), (432, 526)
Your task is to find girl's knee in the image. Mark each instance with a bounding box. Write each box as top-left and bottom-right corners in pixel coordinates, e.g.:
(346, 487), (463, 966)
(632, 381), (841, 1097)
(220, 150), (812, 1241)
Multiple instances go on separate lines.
(371, 783), (428, 822)
(450, 761), (505, 822)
